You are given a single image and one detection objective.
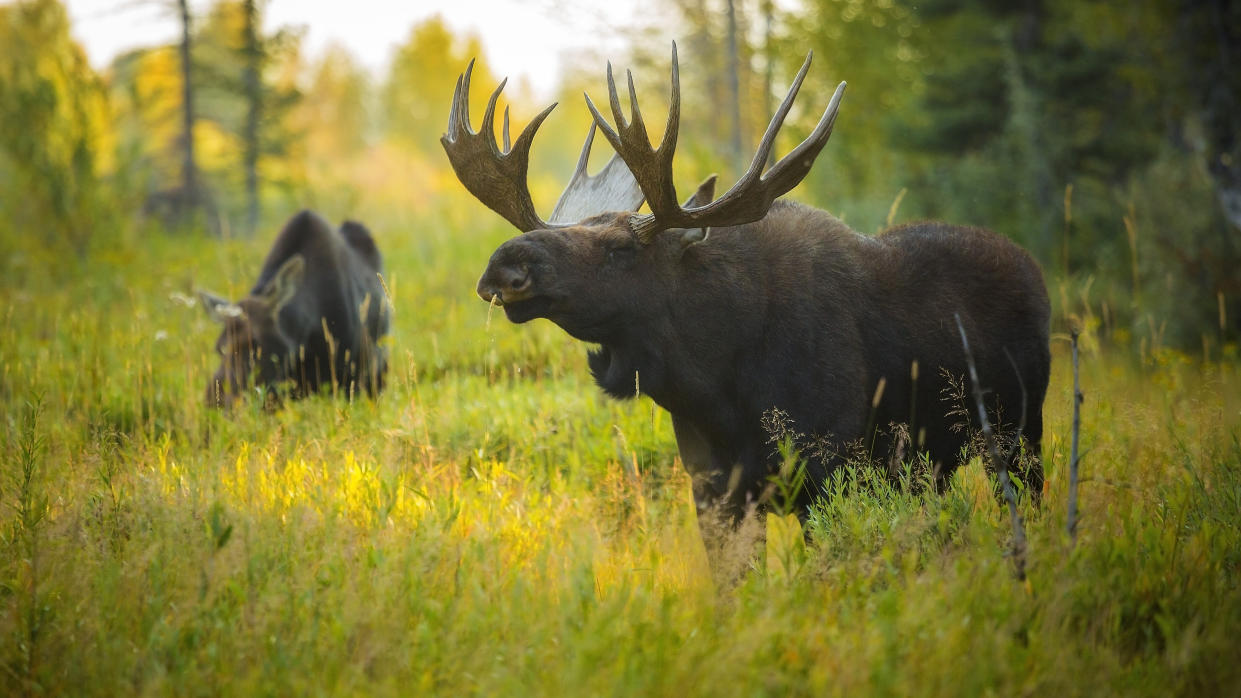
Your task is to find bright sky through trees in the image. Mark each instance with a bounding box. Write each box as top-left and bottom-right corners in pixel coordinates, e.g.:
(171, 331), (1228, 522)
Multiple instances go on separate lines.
(63, 0), (648, 98)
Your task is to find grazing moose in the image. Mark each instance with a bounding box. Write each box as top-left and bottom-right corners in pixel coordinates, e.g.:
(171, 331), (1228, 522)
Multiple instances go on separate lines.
(199, 210), (391, 408)
(443, 45), (1050, 573)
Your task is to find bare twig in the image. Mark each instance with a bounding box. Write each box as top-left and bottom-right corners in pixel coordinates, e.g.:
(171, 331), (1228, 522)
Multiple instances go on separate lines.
(1067, 329), (1084, 544)
(955, 314), (1028, 580)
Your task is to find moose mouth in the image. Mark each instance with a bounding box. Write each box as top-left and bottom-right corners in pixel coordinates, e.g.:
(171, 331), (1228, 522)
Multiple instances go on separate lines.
(498, 294), (552, 324)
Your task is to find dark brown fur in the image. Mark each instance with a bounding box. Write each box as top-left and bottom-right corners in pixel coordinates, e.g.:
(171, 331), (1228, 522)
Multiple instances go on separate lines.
(201, 210), (390, 408)
(478, 200), (1050, 530)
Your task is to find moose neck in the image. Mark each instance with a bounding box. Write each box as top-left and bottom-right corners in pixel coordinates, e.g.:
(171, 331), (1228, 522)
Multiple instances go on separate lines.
(579, 240), (751, 415)
(586, 338), (670, 405)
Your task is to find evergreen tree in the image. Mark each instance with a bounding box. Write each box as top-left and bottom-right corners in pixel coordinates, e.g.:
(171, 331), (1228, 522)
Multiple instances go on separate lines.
(192, 0), (302, 235)
(382, 17), (496, 158)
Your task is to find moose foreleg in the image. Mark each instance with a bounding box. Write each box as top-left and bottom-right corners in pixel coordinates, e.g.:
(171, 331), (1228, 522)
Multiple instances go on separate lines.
(674, 414), (766, 586)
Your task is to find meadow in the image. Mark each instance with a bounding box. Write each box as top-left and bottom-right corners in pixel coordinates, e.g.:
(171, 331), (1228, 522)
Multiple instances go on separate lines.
(1, 205), (1239, 696)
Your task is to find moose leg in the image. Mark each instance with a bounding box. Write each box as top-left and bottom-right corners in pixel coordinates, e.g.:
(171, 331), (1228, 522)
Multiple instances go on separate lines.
(1015, 405), (1044, 503)
(692, 475), (767, 588)
(673, 414), (765, 586)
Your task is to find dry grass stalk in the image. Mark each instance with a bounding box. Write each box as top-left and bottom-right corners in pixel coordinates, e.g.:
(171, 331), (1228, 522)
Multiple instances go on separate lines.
(954, 314), (1028, 580)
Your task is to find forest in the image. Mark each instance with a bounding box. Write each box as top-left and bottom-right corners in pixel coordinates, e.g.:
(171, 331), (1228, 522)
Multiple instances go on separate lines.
(1, 0), (1239, 694)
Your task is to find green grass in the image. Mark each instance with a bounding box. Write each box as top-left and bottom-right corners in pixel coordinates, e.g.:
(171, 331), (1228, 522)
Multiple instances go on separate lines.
(1, 209), (1239, 696)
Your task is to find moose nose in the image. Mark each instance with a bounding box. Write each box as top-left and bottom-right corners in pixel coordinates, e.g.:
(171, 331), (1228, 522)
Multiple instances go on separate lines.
(476, 264), (531, 305)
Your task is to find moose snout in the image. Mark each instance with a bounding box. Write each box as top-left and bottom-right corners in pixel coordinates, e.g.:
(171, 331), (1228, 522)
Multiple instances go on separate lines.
(476, 263), (532, 305)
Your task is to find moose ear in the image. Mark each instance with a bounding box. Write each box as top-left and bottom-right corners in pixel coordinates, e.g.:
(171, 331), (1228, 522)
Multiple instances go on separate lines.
(260, 255), (305, 312)
(685, 174), (717, 208)
(199, 290), (244, 324)
(679, 175), (718, 247)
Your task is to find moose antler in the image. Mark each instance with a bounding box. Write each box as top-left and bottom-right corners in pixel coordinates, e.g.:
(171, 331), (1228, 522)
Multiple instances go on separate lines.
(585, 43), (847, 243)
(441, 59), (556, 232)
(548, 123), (645, 224)
(442, 60), (645, 232)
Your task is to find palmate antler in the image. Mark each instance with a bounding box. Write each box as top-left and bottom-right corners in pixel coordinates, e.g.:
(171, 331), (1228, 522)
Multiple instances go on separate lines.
(441, 59), (555, 232)
(548, 123), (644, 225)
(585, 43), (847, 243)
(440, 60), (643, 233)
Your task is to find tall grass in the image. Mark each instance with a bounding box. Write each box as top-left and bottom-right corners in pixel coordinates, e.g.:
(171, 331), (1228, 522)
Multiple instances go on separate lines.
(1, 207), (1239, 695)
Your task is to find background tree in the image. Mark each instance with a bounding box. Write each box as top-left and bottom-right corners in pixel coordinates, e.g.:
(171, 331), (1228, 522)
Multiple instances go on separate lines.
(289, 44), (372, 213)
(241, 0), (260, 233)
(1143, 0), (1241, 343)
(381, 16), (497, 158)
(93, 0), (207, 229)
(1166, 0), (1241, 232)
(723, 0), (743, 171)
(891, 0), (1238, 344)
(175, 0), (197, 219)
(299, 44), (371, 163)
(788, 0), (922, 229)
(9, 0), (1236, 347)
(0, 0), (115, 256)
(189, 0), (301, 235)
(899, 0), (1164, 268)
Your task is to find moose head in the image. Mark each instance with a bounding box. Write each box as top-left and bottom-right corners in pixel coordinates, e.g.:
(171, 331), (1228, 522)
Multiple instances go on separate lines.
(199, 255), (305, 408)
(443, 44), (845, 343)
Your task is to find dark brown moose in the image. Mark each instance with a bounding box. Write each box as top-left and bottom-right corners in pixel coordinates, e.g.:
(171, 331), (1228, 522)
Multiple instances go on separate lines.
(443, 45), (1050, 572)
(199, 210), (391, 408)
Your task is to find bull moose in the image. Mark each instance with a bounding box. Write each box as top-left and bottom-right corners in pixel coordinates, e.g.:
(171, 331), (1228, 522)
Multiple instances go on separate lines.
(443, 45), (1050, 570)
(199, 210), (391, 408)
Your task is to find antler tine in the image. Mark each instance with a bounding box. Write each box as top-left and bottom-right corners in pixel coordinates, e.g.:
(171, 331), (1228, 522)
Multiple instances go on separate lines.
(584, 60), (628, 154)
(606, 63), (627, 131)
(662, 42), (681, 173)
(480, 78), (508, 153)
(449, 59), (475, 136)
(446, 74), (463, 134)
(572, 121), (597, 178)
(584, 92), (617, 150)
(624, 70), (650, 150)
(579, 64), (625, 150)
(502, 106), (511, 152)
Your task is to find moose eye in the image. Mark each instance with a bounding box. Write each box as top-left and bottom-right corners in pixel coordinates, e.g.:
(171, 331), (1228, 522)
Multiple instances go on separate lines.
(606, 245), (636, 264)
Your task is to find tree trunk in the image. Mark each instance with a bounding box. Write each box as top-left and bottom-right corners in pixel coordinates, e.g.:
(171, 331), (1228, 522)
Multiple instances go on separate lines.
(176, 0), (197, 219)
(724, 0), (744, 173)
(242, 0), (261, 235)
(761, 0), (774, 169)
(1005, 4), (1056, 266)
(1202, 0), (1241, 232)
